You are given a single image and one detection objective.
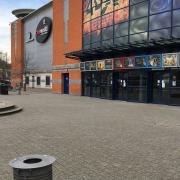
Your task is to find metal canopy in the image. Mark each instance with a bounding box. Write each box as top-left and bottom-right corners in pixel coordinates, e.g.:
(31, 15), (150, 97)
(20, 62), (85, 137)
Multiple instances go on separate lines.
(65, 38), (180, 61)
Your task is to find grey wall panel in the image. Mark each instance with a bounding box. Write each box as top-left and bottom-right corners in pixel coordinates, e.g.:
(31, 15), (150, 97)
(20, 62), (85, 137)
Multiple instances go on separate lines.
(24, 5), (52, 72)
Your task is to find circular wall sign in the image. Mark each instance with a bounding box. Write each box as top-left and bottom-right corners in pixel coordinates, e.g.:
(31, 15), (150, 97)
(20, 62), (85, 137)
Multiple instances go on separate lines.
(36, 17), (52, 43)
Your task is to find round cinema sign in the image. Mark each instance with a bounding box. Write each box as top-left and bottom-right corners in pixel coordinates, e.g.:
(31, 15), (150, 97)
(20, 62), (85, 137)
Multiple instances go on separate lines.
(36, 17), (52, 43)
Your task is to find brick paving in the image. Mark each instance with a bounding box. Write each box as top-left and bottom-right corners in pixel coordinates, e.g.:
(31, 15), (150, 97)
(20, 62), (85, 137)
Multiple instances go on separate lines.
(0, 91), (180, 180)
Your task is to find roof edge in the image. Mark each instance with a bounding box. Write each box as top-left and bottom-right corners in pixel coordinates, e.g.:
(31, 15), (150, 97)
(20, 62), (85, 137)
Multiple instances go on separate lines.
(22, 1), (52, 21)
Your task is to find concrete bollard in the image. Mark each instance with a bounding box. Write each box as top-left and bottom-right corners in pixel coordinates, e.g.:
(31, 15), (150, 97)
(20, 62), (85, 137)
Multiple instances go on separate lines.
(9, 154), (56, 180)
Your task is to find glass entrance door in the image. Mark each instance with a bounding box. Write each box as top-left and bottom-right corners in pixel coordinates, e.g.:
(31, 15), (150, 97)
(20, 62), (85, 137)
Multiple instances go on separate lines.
(127, 71), (148, 102)
(114, 72), (127, 100)
(152, 71), (170, 104)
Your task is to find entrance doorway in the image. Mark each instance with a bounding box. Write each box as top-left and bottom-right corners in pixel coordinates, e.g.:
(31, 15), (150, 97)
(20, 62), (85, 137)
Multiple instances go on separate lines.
(114, 72), (128, 100)
(63, 73), (69, 94)
(151, 71), (170, 104)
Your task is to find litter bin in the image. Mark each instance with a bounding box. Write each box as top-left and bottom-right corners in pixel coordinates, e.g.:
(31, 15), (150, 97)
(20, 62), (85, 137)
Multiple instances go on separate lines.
(9, 154), (56, 180)
(0, 82), (9, 95)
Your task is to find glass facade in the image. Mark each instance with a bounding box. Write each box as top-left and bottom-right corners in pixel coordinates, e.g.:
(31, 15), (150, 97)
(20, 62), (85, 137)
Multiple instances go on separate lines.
(81, 1), (180, 106)
(83, 0), (180, 49)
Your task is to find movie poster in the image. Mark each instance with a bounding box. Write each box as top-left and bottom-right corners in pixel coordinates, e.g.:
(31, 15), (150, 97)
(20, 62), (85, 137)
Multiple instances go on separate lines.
(97, 60), (105, 70)
(80, 62), (85, 71)
(114, 58), (124, 69)
(163, 53), (178, 67)
(135, 56), (147, 67)
(114, 0), (129, 10)
(105, 59), (113, 70)
(124, 57), (135, 68)
(147, 54), (162, 68)
(114, 7), (129, 24)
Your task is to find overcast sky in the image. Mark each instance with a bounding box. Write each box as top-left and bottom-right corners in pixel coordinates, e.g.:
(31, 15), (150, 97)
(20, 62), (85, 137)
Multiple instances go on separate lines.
(0, 0), (51, 57)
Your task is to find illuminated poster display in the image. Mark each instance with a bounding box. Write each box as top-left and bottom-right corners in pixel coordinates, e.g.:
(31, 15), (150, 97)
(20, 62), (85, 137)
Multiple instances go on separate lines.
(105, 59), (113, 70)
(80, 62), (85, 71)
(97, 60), (105, 70)
(114, 58), (124, 69)
(163, 53), (178, 67)
(147, 54), (162, 68)
(85, 61), (91, 71)
(135, 56), (147, 68)
(90, 61), (97, 70)
(124, 57), (135, 68)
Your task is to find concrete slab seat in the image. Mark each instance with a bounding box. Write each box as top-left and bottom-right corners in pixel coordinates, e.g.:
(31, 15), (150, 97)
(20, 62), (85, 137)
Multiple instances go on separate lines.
(0, 101), (23, 116)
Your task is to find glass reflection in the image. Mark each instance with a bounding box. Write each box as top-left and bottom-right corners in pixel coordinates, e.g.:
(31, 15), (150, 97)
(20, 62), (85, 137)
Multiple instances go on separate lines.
(114, 8), (129, 24)
(114, 0), (129, 10)
(130, 17), (148, 34)
(149, 12), (171, 30)
(130, 2), (148, 19)
(150, 0), (171, 14)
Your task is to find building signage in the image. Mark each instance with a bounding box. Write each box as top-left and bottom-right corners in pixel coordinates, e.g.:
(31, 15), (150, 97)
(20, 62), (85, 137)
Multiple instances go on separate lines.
(36, 17), (52, 43)
(147, 54), (162, 68)
(135, 56), (147, 68)
(163, 53), (178, 67)
(105, 59), (113, 70)
(124, 57), (135, 68)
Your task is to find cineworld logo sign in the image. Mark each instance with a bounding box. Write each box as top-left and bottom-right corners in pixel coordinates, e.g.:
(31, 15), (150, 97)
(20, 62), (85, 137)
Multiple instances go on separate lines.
(36, 17), (52, 43)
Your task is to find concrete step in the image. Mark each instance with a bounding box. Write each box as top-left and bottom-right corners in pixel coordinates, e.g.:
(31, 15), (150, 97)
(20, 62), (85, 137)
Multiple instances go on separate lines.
(0, 106), (23, 116)
(0, 104), (16, 112)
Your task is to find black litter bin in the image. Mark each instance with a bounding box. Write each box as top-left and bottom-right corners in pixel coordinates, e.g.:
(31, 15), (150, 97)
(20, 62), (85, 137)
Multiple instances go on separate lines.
(0, 83), (9, 95)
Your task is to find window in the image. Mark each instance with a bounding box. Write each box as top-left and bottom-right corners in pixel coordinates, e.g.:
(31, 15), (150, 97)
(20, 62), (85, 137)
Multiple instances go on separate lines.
(25, 76), (29, 85)
(37, 77), (41, 86)
(149, 12), (171, 31)
(150, 0), (171, 14)
(130, 1), (148, 20)
(46, 76), (51, 86)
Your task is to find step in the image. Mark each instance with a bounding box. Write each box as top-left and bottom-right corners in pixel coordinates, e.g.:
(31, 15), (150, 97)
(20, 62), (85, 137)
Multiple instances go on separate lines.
(0, 104), (16, 112)
(0, 106), (23, 116)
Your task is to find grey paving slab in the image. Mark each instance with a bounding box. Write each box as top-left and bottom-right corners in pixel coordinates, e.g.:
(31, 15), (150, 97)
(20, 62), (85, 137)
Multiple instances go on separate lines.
(0, 92), (180, 180)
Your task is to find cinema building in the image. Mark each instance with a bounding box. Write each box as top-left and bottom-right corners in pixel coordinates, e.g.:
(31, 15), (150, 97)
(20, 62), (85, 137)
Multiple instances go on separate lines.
(11, 0), (180, 106)
(11, 2), (53, 89)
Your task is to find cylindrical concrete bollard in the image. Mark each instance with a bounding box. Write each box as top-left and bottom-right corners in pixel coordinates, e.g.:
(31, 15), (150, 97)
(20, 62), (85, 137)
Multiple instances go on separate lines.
(9, 154), (56, 180)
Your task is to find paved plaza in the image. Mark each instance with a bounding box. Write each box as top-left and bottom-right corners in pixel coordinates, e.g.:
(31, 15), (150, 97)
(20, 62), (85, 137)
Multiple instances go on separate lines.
(0, 91), (180, 179)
